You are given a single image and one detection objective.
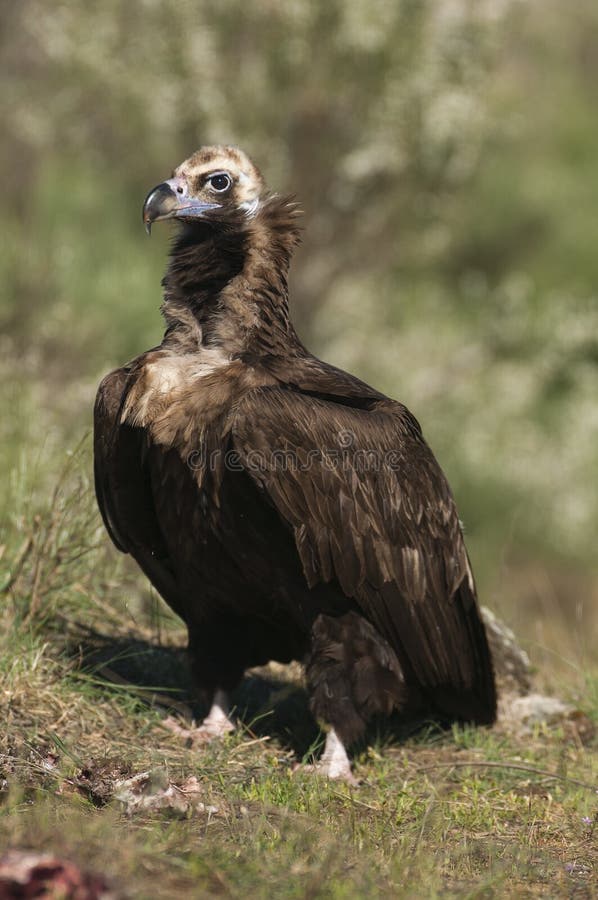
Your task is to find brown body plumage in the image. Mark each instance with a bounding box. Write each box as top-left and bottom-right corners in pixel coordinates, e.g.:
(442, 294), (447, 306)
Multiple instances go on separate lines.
(94, 146), (496, 779)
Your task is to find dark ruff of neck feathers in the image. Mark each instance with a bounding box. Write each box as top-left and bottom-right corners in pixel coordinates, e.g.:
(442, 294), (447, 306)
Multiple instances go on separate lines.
(161, 195), (304, 360)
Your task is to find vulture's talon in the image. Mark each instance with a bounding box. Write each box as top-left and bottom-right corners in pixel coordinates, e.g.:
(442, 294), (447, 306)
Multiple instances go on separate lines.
(292, 761), (360, 787)
(292, 729), (359, 785)
(162, 716), (235, 747)
(162, 699), (235, 747)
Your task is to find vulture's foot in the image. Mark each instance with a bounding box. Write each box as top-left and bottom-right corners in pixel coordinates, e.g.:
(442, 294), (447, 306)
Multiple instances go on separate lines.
(162, 715), (235, 746)
(162, 690), (235, 747)
(294, 729), (359, 786)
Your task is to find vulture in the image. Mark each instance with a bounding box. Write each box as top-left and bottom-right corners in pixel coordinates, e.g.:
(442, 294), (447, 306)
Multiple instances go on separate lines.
(94, 145), (496, 782)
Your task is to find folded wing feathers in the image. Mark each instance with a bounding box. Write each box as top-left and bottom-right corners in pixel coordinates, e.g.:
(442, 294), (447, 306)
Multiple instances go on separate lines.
(232, 389), (489, 694)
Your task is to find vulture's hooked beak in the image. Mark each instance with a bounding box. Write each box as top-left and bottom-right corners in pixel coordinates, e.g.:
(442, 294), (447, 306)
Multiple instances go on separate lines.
(142, 178), (221, 234)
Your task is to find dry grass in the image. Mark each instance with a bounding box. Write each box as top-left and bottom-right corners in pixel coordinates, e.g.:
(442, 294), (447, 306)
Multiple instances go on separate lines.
(1, 611), (596, 893)
(1, 693), (596, 898)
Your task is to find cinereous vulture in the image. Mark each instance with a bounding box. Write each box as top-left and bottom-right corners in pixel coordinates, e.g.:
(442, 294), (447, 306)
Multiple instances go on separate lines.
(94, 146), (496, 782)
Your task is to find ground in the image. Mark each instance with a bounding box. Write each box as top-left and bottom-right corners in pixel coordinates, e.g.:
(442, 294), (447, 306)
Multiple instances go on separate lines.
(0, 452), (596, 899)
(1, 621), (596, 897)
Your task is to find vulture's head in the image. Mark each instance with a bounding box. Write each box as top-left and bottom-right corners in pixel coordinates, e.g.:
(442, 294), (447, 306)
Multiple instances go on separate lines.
(142, 145), (266, 234)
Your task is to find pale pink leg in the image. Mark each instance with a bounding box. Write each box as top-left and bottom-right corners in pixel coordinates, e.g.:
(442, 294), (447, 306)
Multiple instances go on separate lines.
(162, 689), (235, 746)
(294, 729), (358, 785)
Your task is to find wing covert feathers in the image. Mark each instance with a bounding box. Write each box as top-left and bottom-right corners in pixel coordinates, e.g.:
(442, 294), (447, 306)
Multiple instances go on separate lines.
(232, 387), (496, 723)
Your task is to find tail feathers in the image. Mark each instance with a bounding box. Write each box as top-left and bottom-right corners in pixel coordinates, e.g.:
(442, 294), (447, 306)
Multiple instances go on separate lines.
(429, 579), (497, 726)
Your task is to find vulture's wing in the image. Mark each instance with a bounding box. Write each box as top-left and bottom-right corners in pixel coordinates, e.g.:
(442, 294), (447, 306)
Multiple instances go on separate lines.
(232, 387), (495, 723)
(94, 368), (132, 553)
(93, 368), (182, 615)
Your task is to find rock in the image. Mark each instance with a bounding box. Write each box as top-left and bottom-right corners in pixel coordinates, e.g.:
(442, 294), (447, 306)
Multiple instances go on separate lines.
(480, 607), (594, 741)
(498, 692), (595, 742)
(480, 606), (532, 695)
(505, 692), (571, 725)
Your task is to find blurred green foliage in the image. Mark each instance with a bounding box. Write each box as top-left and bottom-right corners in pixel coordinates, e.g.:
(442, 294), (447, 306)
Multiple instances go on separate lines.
(1, 0), (597, 623)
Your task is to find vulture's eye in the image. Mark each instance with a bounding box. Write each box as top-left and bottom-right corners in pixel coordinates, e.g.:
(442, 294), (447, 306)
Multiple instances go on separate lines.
(207, 173), (232, 193)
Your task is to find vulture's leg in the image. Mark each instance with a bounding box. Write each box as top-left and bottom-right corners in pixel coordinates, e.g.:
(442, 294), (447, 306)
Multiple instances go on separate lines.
(193, 688), (236, 739)
(162, 689), (235, 746)
(319, 729), (354, 780)
(163, 620), (247, 745)
(301, 611), (409, 783)
(294, 728), (358, 784)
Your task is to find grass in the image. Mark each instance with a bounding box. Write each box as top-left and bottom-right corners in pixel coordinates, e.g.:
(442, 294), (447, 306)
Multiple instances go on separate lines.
(1, 425), (596, 898)
(1, 671), (596, 897)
